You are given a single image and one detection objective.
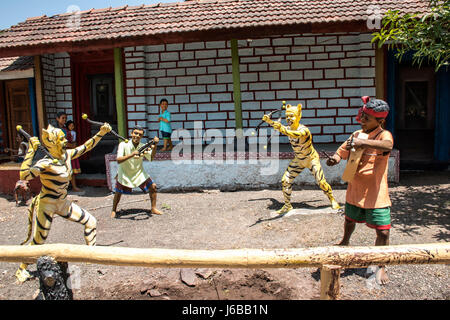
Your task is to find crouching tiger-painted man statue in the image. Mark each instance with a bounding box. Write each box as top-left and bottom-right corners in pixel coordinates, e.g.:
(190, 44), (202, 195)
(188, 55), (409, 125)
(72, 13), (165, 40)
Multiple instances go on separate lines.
(263, 103), (340, 214)
(15, 122), (111, 282)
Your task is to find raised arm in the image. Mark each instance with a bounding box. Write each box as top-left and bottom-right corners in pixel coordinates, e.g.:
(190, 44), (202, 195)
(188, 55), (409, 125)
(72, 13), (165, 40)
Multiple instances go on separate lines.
(277, 125), (310, 139)
(70, 123), (112, 160)
(262, 115), (309, 139)
(19, 137), (49, 180)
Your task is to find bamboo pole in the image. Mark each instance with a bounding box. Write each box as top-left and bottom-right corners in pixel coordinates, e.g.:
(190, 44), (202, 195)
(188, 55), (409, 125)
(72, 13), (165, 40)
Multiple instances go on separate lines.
(0, 243), (449, 269)
(320, 265), (341, 300)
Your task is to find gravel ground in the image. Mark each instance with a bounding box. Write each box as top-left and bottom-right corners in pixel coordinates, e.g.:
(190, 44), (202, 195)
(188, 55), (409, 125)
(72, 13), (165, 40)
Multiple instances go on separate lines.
(0, 170), (448, 300)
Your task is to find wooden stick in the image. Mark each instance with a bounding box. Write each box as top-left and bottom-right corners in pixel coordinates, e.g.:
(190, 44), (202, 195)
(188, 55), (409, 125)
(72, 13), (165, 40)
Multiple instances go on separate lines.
(0, 243), (449, 269)
(16, 125), (58, 164)
(81, 114), (128, 142)
(320, 265), (341, 300)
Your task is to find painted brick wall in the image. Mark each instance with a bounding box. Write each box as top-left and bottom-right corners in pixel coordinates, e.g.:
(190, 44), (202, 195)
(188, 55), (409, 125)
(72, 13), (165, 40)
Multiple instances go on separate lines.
(124, 46), (146, 135)
(42, 53), (73, 126)
(41, 54), (57, 125)
(124, 32), (375, 143)
(54, 52), (73, 120)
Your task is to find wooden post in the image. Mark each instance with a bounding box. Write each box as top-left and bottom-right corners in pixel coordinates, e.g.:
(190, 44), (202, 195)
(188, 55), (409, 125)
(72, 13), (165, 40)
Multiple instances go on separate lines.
(320, 265), (341, 300)
(114, 47), (127, 139)
(375, 46), (386, 101)
(231, 39), (243, 138)
(33, 55), (47, 134)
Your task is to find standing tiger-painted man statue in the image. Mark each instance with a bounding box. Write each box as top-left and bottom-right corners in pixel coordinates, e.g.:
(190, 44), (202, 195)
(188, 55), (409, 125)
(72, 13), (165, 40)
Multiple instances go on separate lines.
(15, 122), (111, 283)
(262, 103), (340, 214)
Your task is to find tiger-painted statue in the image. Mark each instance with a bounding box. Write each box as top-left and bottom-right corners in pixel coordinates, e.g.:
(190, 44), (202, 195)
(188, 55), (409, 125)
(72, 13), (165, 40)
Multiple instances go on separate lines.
(15, 122), (111, 282)
(263, 103), (340, 214)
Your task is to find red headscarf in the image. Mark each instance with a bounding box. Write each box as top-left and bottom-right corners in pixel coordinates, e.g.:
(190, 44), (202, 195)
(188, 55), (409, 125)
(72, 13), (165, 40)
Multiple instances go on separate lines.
(356, 96), (389, 123)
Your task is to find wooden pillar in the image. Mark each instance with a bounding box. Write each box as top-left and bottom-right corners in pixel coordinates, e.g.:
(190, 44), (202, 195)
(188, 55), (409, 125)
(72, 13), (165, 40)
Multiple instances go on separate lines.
(231, 39), (243, 138)
(28, 78), (39, 137)
(375, 47), (386, 101)
(320, 265), (341, 300)
(114, 48), (127, 139)
(33, 55), (47, 134)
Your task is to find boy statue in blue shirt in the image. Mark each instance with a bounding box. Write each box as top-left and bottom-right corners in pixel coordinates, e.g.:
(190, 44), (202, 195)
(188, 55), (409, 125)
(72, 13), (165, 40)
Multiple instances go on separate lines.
(158, 99), (173, 151)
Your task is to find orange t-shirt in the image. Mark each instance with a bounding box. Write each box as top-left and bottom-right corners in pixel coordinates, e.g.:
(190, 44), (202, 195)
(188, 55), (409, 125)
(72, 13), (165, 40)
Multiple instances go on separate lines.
(336, 127), (393, 209)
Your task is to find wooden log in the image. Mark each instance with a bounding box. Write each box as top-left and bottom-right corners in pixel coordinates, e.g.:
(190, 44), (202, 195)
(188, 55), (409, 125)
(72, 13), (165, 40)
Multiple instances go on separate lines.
(342, 132), (368, 182)
(320, 265), (341, 300)
(0, 243), (449, 269)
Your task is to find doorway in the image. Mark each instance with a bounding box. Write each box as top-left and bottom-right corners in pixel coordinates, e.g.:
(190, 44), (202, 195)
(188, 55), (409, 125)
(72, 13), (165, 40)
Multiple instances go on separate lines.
(70, 50), (116, 174)
(86, 73), (118, 173)
(396, 66), (436, 161)
(4, 79), (32, 150)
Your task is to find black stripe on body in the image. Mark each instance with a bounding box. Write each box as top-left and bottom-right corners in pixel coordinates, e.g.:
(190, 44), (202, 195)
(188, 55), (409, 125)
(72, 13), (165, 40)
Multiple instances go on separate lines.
(48, 179), (68, 186)
(77, 209), (86, 223)
(42, 171), (65, 177)
(35, 216), (50, 231)
(43, 211), (53, 223)
(42, 184), (60, 195)
(84, 228), (96, 237)
(40, 193), (61, 200)
(39, 231), (48, 241)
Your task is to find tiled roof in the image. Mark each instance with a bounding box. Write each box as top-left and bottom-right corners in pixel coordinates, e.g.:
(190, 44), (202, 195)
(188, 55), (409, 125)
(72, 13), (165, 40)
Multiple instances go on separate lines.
(0, 56), (33, 72)
(0, 0), (431, 58)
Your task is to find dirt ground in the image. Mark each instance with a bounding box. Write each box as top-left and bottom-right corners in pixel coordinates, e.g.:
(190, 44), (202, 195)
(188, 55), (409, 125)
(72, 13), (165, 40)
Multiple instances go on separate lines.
(0, 170), (448, 300)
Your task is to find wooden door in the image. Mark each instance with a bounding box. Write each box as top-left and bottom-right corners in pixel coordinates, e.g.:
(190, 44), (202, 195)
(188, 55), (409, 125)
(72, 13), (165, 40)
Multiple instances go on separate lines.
(396, 66), (436, 161)
(5, 79), (32, 150)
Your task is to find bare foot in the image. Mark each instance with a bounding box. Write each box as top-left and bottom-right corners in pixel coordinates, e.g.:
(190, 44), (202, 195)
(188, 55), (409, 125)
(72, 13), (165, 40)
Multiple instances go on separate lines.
(111, 211), (116, 219)
(152, 208), (163, 215)
(335, 240), (349, 246)
(73, 187), (83, 192)
(160, 148), (167, 152)
(376, 266), (389, 285)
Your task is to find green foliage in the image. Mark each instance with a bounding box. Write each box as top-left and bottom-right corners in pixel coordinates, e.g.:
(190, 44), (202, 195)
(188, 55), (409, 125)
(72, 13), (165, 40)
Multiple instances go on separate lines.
(372, 0), (449, 71)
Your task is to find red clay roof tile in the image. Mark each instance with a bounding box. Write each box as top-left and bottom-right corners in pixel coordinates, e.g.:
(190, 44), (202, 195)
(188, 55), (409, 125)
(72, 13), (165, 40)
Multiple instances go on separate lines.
(0, 0), (431, 58)
(0, 56), (34, 71)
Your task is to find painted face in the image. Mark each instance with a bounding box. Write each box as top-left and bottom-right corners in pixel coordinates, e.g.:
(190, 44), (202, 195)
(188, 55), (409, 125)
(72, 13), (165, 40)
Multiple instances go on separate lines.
(285, 104), (302, 129)
(42, 125), (67, 159)
(131, 129), (144, 145)
(359, 111), (382, 133)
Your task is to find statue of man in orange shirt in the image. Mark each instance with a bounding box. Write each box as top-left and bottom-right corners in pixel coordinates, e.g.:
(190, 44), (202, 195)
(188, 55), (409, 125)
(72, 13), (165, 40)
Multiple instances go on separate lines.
(327, 96), (393, 285)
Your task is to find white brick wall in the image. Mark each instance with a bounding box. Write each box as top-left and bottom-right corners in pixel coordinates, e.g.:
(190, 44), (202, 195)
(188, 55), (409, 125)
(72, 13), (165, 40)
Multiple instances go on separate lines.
(122, 32), (376, 142)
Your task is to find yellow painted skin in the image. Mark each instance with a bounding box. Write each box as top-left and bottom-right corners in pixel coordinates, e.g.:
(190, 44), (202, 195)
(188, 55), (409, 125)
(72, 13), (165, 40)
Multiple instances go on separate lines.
(15, 123), (111, 283)
(263, 104), (340, 214)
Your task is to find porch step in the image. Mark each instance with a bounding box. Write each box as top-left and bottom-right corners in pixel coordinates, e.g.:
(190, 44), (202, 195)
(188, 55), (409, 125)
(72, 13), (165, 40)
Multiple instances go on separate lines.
(76, 173), (107, 187)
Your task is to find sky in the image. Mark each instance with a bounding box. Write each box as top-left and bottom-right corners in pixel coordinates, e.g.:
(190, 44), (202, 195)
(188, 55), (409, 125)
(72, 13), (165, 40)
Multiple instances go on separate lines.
(0, 0), (176, 30)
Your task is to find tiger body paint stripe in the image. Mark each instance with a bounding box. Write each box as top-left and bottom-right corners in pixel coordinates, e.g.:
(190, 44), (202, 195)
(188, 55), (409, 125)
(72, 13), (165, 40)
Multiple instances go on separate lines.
(263, 103), (340, 214)
(15, 125), (110, 283)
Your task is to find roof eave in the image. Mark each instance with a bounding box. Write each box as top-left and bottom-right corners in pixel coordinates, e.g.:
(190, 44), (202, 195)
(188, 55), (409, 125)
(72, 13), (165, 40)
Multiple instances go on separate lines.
(0, 20), (372, 59)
